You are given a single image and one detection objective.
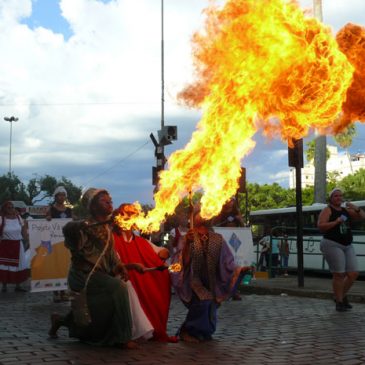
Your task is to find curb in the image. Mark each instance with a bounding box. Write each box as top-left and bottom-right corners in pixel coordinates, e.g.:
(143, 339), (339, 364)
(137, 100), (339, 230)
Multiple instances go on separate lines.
(240, 285), (365, 304)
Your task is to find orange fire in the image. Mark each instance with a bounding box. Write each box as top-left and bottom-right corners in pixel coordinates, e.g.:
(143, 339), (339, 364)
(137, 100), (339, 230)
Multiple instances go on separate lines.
(116, 0), (364, 233)
(334, 23), (365, 132)
(168, 263), (182, 273)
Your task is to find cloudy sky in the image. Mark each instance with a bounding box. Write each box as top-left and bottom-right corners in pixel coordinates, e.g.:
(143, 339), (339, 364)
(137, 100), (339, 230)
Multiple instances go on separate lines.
(0, 0), (364, 206)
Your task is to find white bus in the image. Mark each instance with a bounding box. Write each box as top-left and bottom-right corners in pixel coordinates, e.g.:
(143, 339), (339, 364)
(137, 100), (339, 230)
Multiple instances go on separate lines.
(249, 201), (365, 273)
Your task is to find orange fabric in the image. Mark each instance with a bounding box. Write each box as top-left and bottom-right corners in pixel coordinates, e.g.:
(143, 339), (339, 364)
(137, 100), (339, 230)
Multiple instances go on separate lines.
(114, 233), (171, 341)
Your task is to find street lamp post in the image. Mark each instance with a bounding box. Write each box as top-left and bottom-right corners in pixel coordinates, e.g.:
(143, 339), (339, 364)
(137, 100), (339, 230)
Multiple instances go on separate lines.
(4, 116), (19, 174)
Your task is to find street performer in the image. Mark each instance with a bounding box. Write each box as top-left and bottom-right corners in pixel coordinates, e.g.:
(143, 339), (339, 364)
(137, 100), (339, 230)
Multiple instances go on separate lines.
(170, 204), (251, 342)
(48, 188), (153, 347)
(113, 203), (177, 342)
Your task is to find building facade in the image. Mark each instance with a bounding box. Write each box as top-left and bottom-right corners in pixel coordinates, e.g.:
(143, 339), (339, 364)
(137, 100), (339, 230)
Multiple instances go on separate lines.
(289, 145), (365, 189)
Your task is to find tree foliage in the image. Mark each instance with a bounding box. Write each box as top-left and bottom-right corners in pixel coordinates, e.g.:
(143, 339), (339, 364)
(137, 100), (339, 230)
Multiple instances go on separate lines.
(334, 124), (356, 149)
(0, 173), (29, 204)
(305, 140), (330, 164)
(338, 168), (365, 201)
(0, 173), (82, 206)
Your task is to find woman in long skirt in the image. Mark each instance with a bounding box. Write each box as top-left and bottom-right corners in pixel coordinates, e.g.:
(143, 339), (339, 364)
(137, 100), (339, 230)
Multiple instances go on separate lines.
(0, 201), (29, 292)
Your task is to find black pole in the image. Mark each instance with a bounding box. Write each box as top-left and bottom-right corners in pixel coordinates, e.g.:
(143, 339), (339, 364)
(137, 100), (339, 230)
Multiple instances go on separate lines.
(295, 162), (304, 287)
(288, 138), (304, 287)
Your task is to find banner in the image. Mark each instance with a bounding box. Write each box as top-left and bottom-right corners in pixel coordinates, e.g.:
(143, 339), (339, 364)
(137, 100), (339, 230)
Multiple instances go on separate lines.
(213, 227), (255, 267)
(28, 218), (71, 292)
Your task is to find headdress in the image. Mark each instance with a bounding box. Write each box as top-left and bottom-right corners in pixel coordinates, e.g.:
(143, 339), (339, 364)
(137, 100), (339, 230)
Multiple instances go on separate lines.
(81, 188), (109, 211)
(53, 186), (67, 198)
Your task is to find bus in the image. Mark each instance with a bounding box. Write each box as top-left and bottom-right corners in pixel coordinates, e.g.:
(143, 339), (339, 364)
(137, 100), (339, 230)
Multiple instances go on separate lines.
(249, 200), (365, 273)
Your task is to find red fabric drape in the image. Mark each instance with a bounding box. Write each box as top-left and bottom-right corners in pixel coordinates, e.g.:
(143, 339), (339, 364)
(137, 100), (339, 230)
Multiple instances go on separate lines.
(114, 233), (171, 341)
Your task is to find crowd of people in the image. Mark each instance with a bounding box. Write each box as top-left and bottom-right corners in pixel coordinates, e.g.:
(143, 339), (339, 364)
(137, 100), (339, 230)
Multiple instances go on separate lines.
(1, 185), (365, 347)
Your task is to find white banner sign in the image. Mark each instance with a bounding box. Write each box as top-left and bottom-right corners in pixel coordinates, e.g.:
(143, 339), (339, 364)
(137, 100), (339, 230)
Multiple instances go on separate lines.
(213, 227), (255, 267)
(28, 218), (71, 292)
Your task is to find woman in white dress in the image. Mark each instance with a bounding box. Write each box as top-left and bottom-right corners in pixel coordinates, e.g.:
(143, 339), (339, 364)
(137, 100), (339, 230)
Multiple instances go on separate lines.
(0, 201), (29, 292)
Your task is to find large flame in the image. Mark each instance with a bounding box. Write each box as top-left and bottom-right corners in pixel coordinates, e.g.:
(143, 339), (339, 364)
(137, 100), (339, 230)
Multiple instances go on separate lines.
(333, 23), (365, 132)
(118, 0), (364, 233)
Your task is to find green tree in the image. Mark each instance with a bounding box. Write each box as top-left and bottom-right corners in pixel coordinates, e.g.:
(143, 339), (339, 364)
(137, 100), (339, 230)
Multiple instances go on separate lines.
(338, 168), (365, 201)
(241, 182), (295, 213)
(302, 186), (314, 206)
(334, 124), (357, 173)
(326, 171), (342, 195)
(35, 175), (81, 205)
(334, 124), (356, 149)
(0, 173), (82, 206)
(306, 140), (330, 164)
(0, 173), (29, 204)
(237, 183), (316, 218)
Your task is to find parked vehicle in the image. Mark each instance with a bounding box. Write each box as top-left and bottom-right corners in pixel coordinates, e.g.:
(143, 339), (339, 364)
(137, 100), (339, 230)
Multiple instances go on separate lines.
(249, 201), (365, 273)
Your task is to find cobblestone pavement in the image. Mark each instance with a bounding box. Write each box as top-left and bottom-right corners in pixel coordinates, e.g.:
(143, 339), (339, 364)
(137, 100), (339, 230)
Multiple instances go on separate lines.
(1, 285), (365, 365)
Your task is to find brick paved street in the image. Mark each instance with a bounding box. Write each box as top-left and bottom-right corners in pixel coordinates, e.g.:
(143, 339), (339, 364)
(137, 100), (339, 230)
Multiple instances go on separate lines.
(1, 284), (365, 365)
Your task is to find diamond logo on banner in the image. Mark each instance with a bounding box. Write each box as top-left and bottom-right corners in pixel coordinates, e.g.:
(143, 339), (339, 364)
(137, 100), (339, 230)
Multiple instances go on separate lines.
(229, 233), (242, 252)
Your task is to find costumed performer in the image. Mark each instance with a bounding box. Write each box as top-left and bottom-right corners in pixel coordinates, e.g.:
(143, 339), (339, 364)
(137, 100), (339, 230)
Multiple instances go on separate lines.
(48, 188), (153, 348)
(171, 205), (251, 342)
(113, 203), (177, 342)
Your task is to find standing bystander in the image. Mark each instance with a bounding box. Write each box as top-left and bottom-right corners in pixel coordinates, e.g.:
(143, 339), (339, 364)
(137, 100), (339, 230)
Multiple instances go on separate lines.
(279, 234), (290, 276)
(318, 188), (365, 312)
(46, 186), (73, 302)
(268, 232), (280, 277)
(0, 201), (29, 292)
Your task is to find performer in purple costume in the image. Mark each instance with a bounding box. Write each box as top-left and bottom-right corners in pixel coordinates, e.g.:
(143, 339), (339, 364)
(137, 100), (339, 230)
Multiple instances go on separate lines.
(171, 207), (250, 342)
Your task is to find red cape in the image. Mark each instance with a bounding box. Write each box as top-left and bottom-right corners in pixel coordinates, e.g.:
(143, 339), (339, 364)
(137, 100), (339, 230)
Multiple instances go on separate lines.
(114, 233), (171, 341)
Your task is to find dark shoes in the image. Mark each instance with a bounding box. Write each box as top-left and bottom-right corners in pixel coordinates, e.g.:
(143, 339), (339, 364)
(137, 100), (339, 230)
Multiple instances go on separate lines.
(49, 313), (62, 339)
(335, 297), (352, 312)
(336, 302), (348, 312)
(2, 285), (27, 293)
(343, 296), (353, 309)
(15, 286), (27, 292)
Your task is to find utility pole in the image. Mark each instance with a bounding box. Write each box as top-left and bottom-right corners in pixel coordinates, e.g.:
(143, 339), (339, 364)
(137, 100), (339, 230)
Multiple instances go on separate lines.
(161, 0), (165, 169)
(150, 1), (177, 189)
(4, 116), (19, 174)
(313, 0), (327, 203)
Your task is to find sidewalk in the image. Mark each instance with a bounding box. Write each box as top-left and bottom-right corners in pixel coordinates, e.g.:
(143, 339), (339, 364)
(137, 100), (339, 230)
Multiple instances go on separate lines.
(242, 274), (365, 303)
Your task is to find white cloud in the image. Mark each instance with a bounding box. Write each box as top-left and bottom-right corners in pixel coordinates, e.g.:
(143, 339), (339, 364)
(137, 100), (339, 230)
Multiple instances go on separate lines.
(24, 136), (42, 149)
(269, 170), (290, 182)
(0, 0), (31, 23)
(0, 0), (364, 205)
